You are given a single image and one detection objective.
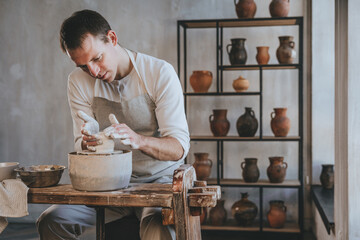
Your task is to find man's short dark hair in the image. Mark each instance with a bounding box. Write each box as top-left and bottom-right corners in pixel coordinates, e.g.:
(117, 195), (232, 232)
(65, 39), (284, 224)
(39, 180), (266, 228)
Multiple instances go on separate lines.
(60, 10), (111, 52)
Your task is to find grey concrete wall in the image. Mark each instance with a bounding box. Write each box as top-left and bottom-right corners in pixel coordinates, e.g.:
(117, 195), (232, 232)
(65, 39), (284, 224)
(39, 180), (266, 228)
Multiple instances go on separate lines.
(0, 0), (306, 225)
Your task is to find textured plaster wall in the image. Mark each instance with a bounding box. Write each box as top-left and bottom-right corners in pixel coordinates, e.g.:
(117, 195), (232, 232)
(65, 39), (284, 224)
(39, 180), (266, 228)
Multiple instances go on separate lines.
(0, 0), (306, 225)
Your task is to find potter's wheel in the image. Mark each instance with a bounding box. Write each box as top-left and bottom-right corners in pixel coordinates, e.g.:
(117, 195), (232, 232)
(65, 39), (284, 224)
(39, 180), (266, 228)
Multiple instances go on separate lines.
(77, 150), (123, 155)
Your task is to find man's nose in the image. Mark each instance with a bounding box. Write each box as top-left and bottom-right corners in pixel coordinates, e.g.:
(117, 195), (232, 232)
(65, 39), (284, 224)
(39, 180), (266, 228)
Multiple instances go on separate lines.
(88, 63), (100, 78)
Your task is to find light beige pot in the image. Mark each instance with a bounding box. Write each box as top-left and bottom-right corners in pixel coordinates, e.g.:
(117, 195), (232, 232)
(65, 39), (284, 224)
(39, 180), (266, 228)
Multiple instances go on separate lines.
(232, 76), (250, 92)
(68, 150), (132, 191)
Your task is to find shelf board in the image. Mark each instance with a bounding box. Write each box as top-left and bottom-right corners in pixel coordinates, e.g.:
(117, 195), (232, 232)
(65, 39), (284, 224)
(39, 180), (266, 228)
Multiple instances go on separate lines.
(201, 219), (259, 231)
(184, 91), (260, 96)
(190, 136), (301, 141)
(263, 222), (300, 233)
(220, 64), (300, 70)
(206, 179), (301, 188)
(178, 17), (302, 28)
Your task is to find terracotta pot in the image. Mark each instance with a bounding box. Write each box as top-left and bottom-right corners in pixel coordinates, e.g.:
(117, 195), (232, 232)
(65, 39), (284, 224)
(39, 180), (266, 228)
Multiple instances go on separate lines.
(267, 156), (288, 183)
(200, 207), (207, 224)
(209, 199), (227, 226)
(227, 38), (247, 65)
(209, 109), (230, 137)
(320, 164), (334, 189)
(193, 152), (213, 181)
(267, 200), (287, 228)
(256, 46), (270, 65)
(270, 108), (290, 137)
(276, 36), (296, 64)
(236, 107), (258, 137)
(269, 0), (290, 17)
(189, 70), (212, 93)
(231, 192), (258, 226)
(234, 0), (257, 19)
(241, 158), (260, 183)
(232, 75), (250, 92)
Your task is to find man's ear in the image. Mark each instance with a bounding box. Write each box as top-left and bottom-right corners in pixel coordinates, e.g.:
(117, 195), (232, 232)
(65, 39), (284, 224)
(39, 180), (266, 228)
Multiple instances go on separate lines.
(107, 30), (118, 46)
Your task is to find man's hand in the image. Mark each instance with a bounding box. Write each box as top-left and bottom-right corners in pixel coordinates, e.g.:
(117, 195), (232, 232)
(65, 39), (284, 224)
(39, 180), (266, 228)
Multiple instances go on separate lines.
(77, 110), (101, 151)
(104, 114), (142, 149)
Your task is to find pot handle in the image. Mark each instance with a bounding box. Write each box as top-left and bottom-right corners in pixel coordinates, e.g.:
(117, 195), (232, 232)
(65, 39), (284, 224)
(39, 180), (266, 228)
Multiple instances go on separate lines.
(208, 159), (213, 167)
(270, 111), (275, 119)
(208, 71), (213, 78)
(250, 109), (256, 118)
(241, 161), (246, 170)
(289, 41), (295, 49)
(226, 44), (232, 55)
(283, 162), (288, 169)
(209, 114), (214, 123)
(283, 205), (287, 212)
(234, 0), (237, 7)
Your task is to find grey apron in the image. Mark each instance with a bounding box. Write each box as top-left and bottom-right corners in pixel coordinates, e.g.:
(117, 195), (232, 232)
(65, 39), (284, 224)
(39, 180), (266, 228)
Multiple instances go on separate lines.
(91, 49), (182, 183)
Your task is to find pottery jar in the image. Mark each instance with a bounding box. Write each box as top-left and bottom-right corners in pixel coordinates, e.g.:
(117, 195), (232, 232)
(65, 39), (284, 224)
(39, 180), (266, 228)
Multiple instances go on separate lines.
(234, 0), (257, 18)
(267, 200), (287, 228)
(231, 192), (258, 226)
(256, 46), (270, 65)
(200, 207), (207, 224)
(276, 36), (296, 64)
(320, 164), (334, 189)
(193, 152), (213, 181)
(267, 156), (288, 183)
(227, 38), (247, 65)
(236, 107), (258, 137)
(209, 199), (227, 226)
(209, 109), (230, 137)
(270, 108), (290, 137)
(241, 158), (260, 183)
(189, 70), (213, 93)
(269, 0), (290, 17)
(232, 75), (250, 92)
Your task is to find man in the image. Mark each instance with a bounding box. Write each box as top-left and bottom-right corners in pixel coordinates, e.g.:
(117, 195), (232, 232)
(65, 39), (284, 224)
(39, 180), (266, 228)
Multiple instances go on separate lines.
(36, 9), (189, 240)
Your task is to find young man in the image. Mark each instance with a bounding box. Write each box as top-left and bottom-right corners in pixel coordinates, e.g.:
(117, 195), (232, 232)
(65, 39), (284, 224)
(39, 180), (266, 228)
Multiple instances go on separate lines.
(36, 9), (189, 240)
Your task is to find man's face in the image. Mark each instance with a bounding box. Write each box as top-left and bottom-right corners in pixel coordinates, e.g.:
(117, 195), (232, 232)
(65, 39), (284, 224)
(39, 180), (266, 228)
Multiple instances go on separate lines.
(67, 33), (117, 83)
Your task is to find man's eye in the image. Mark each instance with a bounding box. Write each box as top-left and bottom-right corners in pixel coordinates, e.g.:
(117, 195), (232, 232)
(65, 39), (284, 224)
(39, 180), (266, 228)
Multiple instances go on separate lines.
(94, 55), (102, 61)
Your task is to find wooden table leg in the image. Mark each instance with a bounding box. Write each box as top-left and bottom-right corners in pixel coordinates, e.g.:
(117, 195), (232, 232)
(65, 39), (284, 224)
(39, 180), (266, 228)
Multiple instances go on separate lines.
(95, 207), (105, 240)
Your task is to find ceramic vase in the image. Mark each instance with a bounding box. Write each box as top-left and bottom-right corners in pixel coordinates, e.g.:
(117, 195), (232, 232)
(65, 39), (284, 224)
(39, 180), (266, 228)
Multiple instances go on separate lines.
(320, 164), (334, 189)
(270, 108), (290, 137)
(269, 0), (290, 17)
(241, 158), (260, 183)
(234, 0), (257, 18)
(209, 199), (227, 226)
(276, 36), (296, 64)
(267, 200), (287, 228)
(189, 71), (213, 93)
(193, 152), (213, 181)
(227, 38), (247, 65)
(209, 109), (230, 137)
(232, 75), (250, 92)
(256, 46), (270, 65)
(267, 156), (288, 183)
(236, 107), (258, 137)
(231, 192), (258, 226)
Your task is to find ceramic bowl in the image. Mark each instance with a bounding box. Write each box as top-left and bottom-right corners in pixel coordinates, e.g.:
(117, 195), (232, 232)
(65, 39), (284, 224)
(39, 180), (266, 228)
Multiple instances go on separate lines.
(0, 162), (19, 181)
(14, 165), (66, 187)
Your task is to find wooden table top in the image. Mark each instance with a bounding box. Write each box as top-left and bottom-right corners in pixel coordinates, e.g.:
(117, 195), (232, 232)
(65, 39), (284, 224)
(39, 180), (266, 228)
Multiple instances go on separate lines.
(28, 184), (173, 208)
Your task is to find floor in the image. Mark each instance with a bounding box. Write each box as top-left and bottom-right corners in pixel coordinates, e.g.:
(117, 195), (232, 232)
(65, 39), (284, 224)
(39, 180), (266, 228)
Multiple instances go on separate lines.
(0, 223), (317, 240)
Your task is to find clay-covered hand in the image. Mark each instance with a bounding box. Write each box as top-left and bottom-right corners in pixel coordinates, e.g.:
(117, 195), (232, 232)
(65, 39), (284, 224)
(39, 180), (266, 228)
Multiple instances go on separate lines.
(103, 114), (142, 149)
(77, 110), (101, 151)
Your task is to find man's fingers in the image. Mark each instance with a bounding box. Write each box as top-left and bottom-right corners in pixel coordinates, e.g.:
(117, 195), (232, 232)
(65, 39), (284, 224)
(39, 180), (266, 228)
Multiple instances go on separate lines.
(83, 135), (100, 141)
(86, 140), (103, 146)
(109, 114), (119, 125)
(77, 110), (93, 122)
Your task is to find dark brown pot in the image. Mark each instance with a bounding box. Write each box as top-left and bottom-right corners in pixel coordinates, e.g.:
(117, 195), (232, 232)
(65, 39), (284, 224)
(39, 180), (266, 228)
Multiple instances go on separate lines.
(270, 108), (290, 137)
(209, 109), (230, 137)
(227, 38), (247, 65)
(200, 207), (207, 224)
(209, 199), (227, 226)
(267, 200), (287, 228)
(231, 192), (258, 226)
(193, 152), (213, 181)
(320, 164), (334, 189)
(241, 158), (260, 183)
(269, 0), (290, 17)
(236, 107), (258, 137)
(234, 0), (257, 18)
(189, 71), (212, 93)
(276, 36), (296, 64)
(267, 157), (288, 183)
(256, 46), (270, 65)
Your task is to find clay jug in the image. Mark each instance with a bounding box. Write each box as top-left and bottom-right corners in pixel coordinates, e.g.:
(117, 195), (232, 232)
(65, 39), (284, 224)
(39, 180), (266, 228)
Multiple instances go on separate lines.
(227, 38), (247, 65)
(209, 199), (227, 226)
(236, 107), (258, 137)
(256, 46), (270, 65)
(193, 152), (213, 180)
(232, 75), (250, 92)
(267, 156), (288, 183)
(241, 158), (260, 183)
(209, 109), (230, 137)
(190, 71), (212, 93)
(267, 200), (287, 228)
(269, 0), (290, 17)
(200, 208), (207, 224)
(234, 0), (257, 18)
(270, 108), (290, 137)
(231, 192), (258, 226)
(276, 36), (296, 64)
(320, 164), (334, 189)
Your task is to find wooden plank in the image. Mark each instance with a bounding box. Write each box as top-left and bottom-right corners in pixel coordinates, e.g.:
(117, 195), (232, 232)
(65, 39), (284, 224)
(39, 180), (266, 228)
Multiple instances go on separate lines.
(262, 222), (300, 233)
(188, 193), (217, 208)
(161, 208), (174, 225)
(206, 179), (301, 187)
(201, 219), (259, 231)
(190, 136), (301, 141)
